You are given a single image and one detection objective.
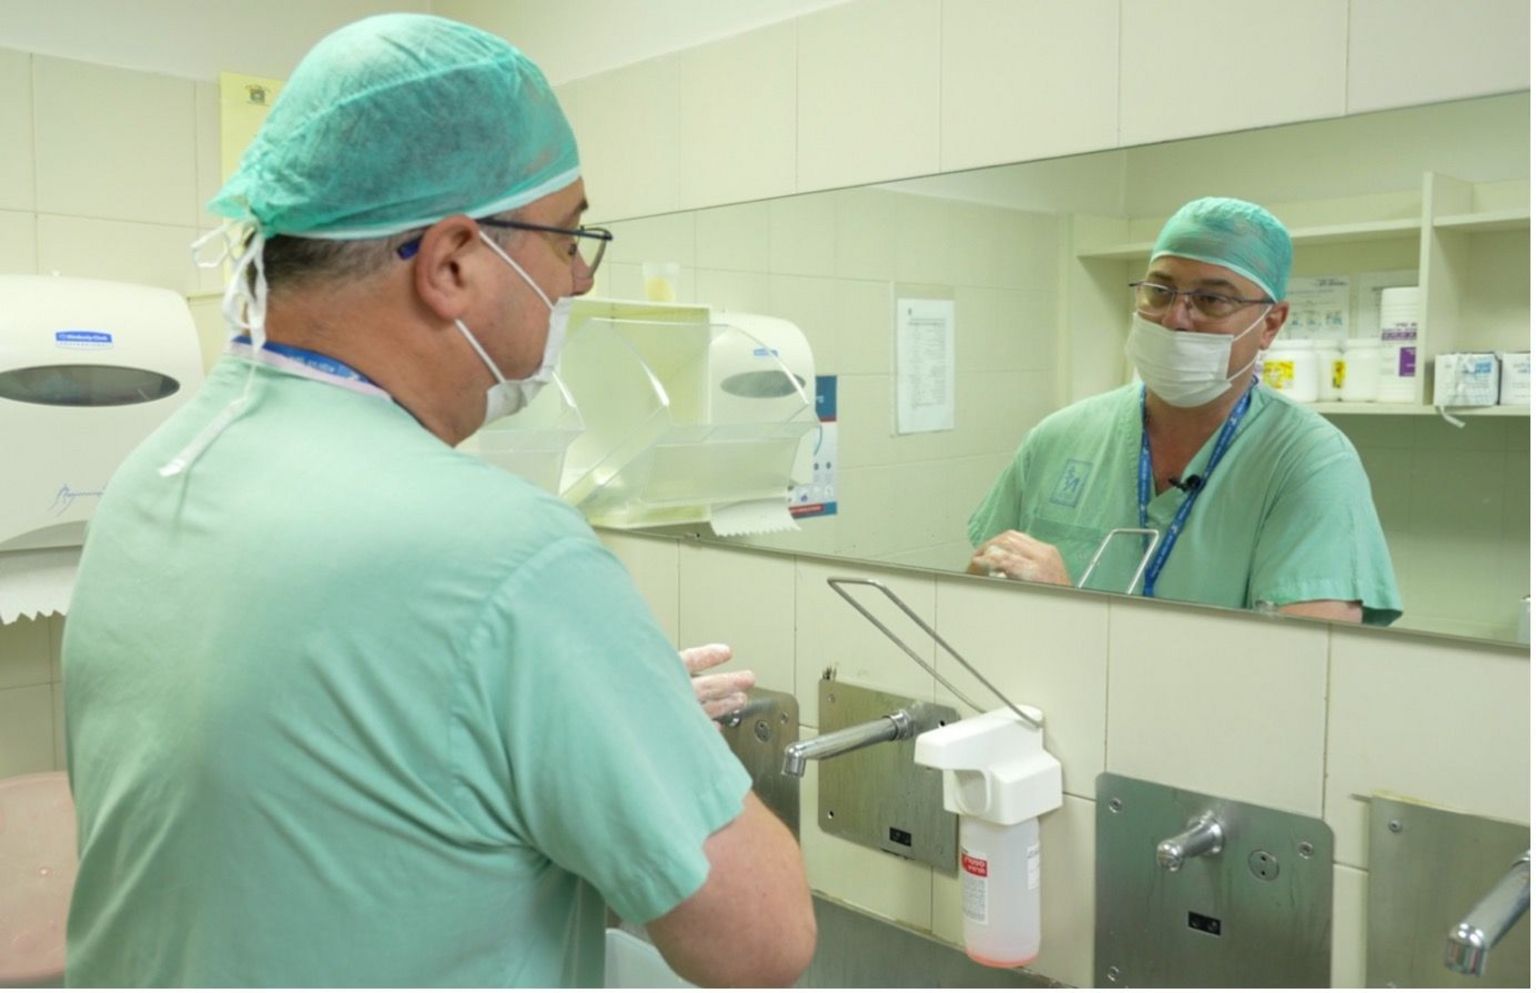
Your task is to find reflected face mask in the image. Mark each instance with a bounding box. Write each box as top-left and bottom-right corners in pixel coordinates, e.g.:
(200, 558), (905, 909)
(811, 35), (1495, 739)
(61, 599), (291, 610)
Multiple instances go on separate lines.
(454, 231), (575, 428)
(1124, 309), (1268, 408)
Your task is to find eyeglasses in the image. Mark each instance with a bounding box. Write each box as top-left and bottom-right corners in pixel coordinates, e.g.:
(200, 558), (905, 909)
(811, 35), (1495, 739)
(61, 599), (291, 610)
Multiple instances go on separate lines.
(396, 219), (614, 274)
(1130, 281), (1272, 321)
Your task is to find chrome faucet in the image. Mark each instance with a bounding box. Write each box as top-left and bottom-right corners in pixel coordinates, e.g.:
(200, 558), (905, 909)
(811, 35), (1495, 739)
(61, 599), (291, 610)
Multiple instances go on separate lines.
(1156, 811), (1225, 871)
(1444, 850), (1530, 976)
(781, 709), (916, 777)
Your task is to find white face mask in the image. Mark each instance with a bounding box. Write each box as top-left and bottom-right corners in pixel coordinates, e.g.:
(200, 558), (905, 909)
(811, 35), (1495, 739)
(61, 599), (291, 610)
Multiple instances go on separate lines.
(1124, 308), (1269, 408)
(453, 231), (574, 427)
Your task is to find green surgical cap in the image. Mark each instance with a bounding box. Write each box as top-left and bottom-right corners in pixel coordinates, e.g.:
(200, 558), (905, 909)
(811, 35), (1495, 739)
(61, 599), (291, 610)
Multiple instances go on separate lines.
(209, 13), (580, 240)
(1150, 197), (1292, 301)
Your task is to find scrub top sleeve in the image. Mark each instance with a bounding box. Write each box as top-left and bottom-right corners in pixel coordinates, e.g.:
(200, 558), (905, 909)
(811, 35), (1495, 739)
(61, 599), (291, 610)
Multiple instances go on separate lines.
(1249, 448), (1403, 625)
(473, 536), (752, 924)
(968, 439), (1033, 548)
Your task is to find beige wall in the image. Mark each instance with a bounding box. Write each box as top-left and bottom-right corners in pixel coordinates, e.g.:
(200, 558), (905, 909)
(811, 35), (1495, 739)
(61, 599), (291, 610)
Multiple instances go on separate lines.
(600, 529), (1530, 987)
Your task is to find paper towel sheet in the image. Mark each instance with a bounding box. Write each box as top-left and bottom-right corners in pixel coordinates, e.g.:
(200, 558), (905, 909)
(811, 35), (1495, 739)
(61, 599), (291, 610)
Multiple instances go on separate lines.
(709, 498), (798, 537)
(0, 547), (81, 624)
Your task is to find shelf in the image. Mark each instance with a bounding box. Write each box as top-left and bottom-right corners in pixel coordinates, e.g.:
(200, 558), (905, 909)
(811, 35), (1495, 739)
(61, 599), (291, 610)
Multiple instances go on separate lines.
(1077, 218), (1421, 261)
(1432, 207), (1530, 232)
(1306, 402), (1530, 417)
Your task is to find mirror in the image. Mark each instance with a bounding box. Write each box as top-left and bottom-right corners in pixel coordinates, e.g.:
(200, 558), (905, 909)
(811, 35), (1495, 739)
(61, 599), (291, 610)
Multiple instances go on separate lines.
(587, 92), (1530, 645)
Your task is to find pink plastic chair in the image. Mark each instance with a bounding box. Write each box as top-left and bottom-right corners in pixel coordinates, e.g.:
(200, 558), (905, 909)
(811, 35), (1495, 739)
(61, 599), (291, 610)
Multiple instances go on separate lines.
(0, 772), (75, 987)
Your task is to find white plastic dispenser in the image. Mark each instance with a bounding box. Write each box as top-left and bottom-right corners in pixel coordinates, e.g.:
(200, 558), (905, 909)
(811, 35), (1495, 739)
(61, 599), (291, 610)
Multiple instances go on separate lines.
(0, 275), (203, 553)
(483, 298), (817, 535)
(914, 706), (1063, 968)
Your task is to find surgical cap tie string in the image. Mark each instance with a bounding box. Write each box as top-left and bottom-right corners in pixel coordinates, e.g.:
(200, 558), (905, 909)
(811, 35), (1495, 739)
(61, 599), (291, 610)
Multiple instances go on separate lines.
(160, 223), (268, 477)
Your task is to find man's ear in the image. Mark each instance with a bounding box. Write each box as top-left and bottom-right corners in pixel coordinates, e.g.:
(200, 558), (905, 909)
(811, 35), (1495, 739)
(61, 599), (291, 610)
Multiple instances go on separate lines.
(411, 215), (483, 321)
(1258, 301), (1290, 349)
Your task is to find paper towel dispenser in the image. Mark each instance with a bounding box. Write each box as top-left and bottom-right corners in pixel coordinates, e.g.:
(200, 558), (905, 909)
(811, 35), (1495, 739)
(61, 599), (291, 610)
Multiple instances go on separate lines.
(467, 298), (817, 535)
(0, 275), (204, 552)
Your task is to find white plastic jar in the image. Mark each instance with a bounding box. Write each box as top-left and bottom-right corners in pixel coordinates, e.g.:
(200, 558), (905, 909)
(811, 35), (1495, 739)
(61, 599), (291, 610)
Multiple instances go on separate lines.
(1377, 286), (1420, 402)
(1261, 339), (1319, 402)
(1340, 339), (1382, 402)
(1315, 340), (1344, 401)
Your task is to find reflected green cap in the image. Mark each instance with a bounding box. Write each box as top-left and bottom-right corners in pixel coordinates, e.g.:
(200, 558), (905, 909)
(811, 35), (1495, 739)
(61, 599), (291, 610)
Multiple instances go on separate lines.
(1150, 196), (1292, 300)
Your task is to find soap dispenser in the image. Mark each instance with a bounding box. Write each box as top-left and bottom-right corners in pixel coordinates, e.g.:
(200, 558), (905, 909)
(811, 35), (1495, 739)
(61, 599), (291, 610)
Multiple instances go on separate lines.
(914, 707), (1062, 968)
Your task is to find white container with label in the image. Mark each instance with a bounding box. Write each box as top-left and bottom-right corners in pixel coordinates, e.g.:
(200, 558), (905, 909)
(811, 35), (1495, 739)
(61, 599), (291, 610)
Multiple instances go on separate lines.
(958, 816), (1042, 967)
(1340, 339), (1382, 402)
(1500, 352), (1531, 405)
(1377, 286), (1420, 403)
(1261, 340), (1320, 402)
(1315, 340), (1344, 401)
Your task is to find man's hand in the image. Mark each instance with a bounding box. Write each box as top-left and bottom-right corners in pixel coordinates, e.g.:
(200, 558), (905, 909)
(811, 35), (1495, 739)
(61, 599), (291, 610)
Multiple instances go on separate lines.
(969, 530), (1072, 586)
(679, 643), (756, 720)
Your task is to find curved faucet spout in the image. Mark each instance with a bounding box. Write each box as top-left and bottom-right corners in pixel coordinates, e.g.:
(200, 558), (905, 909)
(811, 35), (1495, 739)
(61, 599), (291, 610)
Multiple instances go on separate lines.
(782, 710), (915, 777)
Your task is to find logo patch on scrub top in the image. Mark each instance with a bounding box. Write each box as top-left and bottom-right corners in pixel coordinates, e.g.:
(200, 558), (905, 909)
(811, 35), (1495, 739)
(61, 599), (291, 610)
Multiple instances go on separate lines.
(1049, 459), (1093, 508)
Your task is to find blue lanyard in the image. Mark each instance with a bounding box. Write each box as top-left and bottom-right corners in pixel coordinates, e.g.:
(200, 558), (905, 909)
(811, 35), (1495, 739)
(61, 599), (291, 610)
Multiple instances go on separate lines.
(1137, 382), (1256, 598)
(232, 335), (377, 387)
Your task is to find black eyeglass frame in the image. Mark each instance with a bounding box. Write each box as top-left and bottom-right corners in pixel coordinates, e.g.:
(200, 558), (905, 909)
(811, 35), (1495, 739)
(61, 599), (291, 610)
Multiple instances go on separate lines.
(1128, 280), (1273, 321)
(396, 218), (614, 271)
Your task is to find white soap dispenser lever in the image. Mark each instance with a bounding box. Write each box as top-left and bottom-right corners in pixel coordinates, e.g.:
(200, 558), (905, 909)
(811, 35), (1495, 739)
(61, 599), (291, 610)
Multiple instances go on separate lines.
(825, 578), (1063, 969)
(914, 708), (1062, 969)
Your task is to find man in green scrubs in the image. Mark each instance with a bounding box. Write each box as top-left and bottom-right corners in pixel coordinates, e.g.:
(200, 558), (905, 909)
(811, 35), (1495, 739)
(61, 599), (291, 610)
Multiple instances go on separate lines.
(968, 197), (1401, 625)
(61, 15), (813, 987)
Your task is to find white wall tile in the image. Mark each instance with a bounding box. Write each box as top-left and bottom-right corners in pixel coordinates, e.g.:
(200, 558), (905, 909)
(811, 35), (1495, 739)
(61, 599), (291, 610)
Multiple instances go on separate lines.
(891, 192), (955, 286)
(677, 21), (797, 210)
(1106, 599), (1330, 816)
(1324, 628), (1529, 868)
(0, 48), (35, 211)
(36, 215), (205, 294)
(795, 559), (937, 727)
(767, 190), (837, 278)
(1331, 864), (1367, 987)
(679, 543), (798, 695)
(52, 680), (66, 769)
(0, 210), (39, 273)
(797, 749), (934, 929)
(194, 80), (222, 228)
(1120, 0), (1348, 147)
(33, 56), (197, 226)
(694, 200), (770, 273)
(832, 187), (900, 281)
(596, 529), (681, 644)
(1347, 0), (1530, 114)
(941, 0), (1119, 173)
(796, 0), (943, 192)
(561, 57), (681, 222)
(0, 617), (51, 690)
(0, 684), (55, 778)
(933, 575), (1111, 799)
(604, 211), (695, 266)
(931, 793), (1097, 988)
(693, 267), (771, 313)
(832, 280), (892, 376)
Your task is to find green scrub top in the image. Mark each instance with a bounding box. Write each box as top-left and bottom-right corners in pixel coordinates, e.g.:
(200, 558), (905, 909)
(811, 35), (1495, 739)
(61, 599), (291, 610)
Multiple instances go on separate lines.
(968, 383), (1402, 625)
(62, 357), (750, 987)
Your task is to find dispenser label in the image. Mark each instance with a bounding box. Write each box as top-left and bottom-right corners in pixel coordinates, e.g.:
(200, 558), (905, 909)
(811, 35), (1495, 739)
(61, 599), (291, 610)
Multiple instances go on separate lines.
(790, 374), (838, 520)
(961, 849), (988, 924)
(55, 330), (113, 349)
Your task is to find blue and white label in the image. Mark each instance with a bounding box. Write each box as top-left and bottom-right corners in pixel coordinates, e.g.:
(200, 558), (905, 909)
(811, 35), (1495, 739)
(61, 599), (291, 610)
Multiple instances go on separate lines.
(751, 346), (780, 358)
(55, 329), (114, 349)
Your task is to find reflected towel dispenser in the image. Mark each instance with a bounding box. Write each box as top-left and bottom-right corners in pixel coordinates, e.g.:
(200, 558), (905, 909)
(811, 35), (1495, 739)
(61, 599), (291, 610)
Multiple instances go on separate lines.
(470, 298), (818, 535)
(0, 275), (203, 552)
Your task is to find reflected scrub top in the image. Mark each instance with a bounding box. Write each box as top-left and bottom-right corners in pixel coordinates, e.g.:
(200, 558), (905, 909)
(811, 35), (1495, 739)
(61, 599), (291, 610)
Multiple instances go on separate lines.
(968, 384), (1402, 625)
(62, 357), (749, 988)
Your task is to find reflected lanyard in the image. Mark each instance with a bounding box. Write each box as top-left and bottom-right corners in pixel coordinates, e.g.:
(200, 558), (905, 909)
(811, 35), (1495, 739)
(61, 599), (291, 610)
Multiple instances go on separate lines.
(1136, 381), (1256, 598)
(229, 335), (390, 400)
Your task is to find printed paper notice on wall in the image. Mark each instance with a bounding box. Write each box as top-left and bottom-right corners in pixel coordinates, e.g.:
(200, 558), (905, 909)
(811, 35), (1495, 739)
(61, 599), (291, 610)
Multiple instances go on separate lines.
(1284, 275), (1350, 341)
(894, 298), (955, 434)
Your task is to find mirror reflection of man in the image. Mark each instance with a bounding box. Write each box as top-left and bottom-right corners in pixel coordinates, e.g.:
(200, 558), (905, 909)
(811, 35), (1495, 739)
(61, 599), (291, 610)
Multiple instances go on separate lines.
(967, 197), (1401, 625)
